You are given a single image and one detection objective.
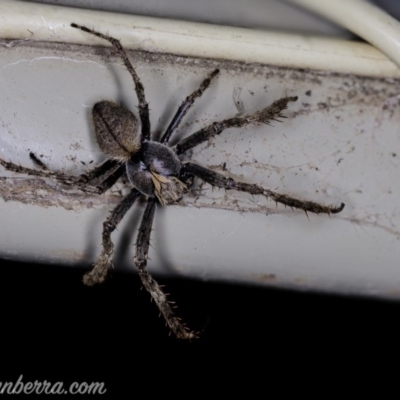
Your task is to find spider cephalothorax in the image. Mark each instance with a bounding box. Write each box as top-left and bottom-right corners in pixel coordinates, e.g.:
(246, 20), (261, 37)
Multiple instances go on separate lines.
(127, 142), (187, 205)
(0, 24), (344, 339)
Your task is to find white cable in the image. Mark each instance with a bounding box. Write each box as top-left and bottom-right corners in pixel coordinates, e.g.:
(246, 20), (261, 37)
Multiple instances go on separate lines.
(287, 0), (400, 68)
(1, 0), (398, 78)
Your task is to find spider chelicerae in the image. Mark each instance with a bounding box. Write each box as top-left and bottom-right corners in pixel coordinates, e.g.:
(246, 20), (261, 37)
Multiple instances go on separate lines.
(0, 23), (344, 339)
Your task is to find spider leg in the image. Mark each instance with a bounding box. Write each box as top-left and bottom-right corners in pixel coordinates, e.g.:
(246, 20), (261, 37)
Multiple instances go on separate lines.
(73, 159), (126, 195)
(0, 155), (123, 195)
(71, 23), (151, 140)
(29, 151), (121, 183)
(182, 162), (345, 215)
(0, 155), (83, 186)
(83, 188), (141, 286)
(174, 96), (298, 155)
(79, 159), (120, 184)
(135, 196), (197, 339)
(93, 164), (126, 194)
(161, 69), (220, 144)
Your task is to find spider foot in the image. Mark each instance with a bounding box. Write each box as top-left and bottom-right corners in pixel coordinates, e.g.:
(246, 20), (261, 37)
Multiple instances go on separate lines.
(251, 96), (298, 125)
(269, 191), (345, 215)
(83, 254), (113, 286)
(175, 95), (298, 154)
(137, 268), (198, 339)
(83, 264), (110, 286)
(169, 320), (199, 340)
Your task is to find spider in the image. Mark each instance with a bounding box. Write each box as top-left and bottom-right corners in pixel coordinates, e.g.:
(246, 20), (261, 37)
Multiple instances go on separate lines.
(0, 23), (345, 339)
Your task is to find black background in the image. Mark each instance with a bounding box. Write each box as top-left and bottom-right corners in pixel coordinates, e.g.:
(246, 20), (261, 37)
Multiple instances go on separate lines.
(1, 258), (399, 394)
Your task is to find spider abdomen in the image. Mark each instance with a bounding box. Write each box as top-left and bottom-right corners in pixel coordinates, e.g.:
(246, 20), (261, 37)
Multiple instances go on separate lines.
(92, 101), (141, 161)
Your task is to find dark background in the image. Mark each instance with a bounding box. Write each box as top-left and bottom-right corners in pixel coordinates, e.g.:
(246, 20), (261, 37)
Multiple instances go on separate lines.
(2, 258), (400, 394)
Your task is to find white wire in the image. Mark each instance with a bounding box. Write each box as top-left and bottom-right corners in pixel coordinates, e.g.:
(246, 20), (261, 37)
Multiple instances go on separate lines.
(287, 0), (400, 68)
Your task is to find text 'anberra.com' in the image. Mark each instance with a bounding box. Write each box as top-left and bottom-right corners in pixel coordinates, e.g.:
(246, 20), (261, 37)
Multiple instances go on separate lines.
(0, 375), (107, 395)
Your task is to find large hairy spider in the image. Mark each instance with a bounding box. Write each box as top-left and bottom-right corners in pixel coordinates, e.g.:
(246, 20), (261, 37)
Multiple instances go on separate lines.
(0, 23), (344, 339)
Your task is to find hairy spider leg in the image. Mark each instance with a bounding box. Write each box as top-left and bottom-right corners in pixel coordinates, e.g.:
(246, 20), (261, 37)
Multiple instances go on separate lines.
(134, 196), (197, 339)
(71, 23), (151, 141)
(174, 96), (298, 155)
(84, 188), (141, 285)
(0, 156), (93, 193)
(161, 69), (220, 144)
(91, 164), (126, 194)
(77, 159), (120, 183)
(0, 155), (124, 195)
(30, 153), (124, 190)
(182, 162), (345, 215)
